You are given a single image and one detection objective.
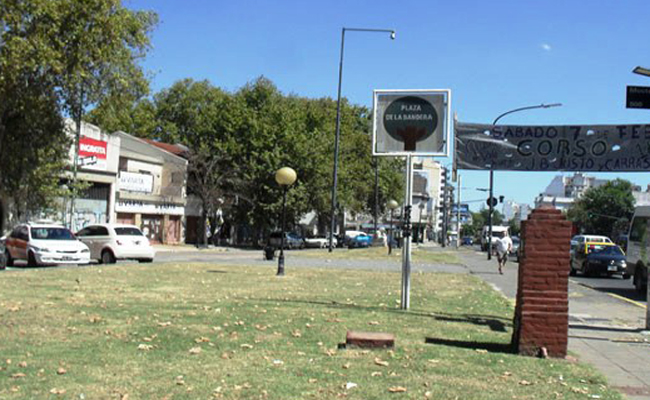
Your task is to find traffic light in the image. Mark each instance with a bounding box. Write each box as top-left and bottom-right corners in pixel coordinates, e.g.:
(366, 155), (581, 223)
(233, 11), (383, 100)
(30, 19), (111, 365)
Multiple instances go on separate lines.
(499, 195), (504, 203)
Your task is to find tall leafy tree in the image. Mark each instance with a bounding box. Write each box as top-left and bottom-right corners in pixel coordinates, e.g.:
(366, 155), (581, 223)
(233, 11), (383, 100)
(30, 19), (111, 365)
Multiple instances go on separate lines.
(567, 179), (635, 238)
(0, 0), (157, 230)
(99, 76), (405, 243)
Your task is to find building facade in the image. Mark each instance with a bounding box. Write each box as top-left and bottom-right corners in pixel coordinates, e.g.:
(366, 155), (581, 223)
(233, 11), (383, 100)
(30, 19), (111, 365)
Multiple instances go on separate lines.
(113, 132), (188, 244)
(63, 120), (120, 232)
(534, 173), (607, 211)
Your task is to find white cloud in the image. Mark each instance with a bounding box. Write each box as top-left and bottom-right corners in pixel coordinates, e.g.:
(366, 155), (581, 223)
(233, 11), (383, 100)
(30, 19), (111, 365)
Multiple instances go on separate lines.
(541, 43), (552, 52)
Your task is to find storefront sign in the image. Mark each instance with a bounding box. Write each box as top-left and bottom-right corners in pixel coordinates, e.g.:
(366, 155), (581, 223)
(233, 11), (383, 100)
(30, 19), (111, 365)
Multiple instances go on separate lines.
(79, 135), (108, 170)
(119, 171), (153, 193)
(455, 122), (650, 172)
(373, 89), (451, 156)
(116, 200), (184, 216)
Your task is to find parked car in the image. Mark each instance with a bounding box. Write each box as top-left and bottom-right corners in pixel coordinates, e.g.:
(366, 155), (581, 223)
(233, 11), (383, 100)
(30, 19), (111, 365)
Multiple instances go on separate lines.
(570, 241), (629, 278)
(626, 206), (650, 293)
(76, 224), (155, 264)
(510, 236), (520, 262)
(304, 236), (337, 248)
(347, 232), (373, 249)
(4, 222), (90, 267)
(268, 232), (305, 249)
(0, 236), (6, 270)
(570, 234), (613, 257)
(461, 236), (474, 246)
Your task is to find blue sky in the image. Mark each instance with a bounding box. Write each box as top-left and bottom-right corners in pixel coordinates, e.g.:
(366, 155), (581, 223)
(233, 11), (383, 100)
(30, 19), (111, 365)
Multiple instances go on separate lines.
(128, 0), (650, 211)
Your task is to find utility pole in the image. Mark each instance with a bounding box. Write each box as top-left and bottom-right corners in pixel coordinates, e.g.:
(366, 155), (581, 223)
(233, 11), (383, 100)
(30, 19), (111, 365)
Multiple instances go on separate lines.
(374, 157), (379, 233)
(441, 167), (449, 248)
(457, 174), (462, 248)
(69, 87), (84, 230)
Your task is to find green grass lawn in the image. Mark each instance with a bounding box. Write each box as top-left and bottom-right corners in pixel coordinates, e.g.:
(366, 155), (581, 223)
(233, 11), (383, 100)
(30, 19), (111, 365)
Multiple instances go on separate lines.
(299, 245), (462, 265)
(0, 263), (621, 399)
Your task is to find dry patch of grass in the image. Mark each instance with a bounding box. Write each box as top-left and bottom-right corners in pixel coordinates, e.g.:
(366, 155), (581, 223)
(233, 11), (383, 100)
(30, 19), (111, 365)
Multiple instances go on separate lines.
(0, 263), (621, 399)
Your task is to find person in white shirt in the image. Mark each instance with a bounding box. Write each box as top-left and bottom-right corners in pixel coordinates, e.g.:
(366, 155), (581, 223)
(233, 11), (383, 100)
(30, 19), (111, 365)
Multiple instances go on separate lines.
(495, 232), (513, 275)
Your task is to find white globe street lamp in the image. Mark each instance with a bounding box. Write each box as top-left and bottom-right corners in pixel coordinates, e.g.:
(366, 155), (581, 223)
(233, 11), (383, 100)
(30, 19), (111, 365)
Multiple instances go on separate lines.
(275, 167), (297, 276)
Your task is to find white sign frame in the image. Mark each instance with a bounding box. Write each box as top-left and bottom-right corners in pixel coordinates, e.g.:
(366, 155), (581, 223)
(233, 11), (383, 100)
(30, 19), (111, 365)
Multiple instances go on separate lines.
(118, 171), (154, 193)
(372, 89), (451, 157)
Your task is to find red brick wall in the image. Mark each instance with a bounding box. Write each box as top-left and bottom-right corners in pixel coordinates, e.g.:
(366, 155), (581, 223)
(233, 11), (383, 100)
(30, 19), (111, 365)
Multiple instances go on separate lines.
(512, 207), (572, 358)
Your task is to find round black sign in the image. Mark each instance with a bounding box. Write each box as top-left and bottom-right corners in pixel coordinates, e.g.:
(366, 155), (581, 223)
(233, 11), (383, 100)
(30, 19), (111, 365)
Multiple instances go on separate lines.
(383, 96), (438, 151)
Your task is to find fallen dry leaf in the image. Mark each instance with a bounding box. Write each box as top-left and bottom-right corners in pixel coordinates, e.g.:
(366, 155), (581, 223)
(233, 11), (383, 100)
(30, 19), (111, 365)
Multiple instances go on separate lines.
(189, 347), (202, 355)
(240, 344), (253, 349)
(368, 321), (380, 325)
(157, 321), (172, 327)
(291, 330), (302, 338)
(11, 373), (26, 379)
(49, 388), (66, 395)
(57, 368), (67, 375)
(138, 344), (153, 351)
(374, 358), (389, 367)
(519, 380), (533, 386)
(18, 361), (27, 368)
(195, 337), (211, 343)
(388, 386), (407, 393)
(342, 363), (350, 369)
(371, 372), (382, 377)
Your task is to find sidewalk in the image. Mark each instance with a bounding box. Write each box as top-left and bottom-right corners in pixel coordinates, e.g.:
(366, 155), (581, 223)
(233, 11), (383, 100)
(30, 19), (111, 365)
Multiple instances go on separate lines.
(448, 247), (650, 400)
(153, 243), (233, 253)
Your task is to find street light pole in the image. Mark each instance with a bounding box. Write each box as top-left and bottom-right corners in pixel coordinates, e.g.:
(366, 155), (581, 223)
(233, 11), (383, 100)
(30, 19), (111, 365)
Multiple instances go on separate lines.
(487, 103), (562, 260)
(374, 157), (379, 233)
(275, 167), (297, 276)
(329, 27), (395, 252)
(631, 66), (650, 330)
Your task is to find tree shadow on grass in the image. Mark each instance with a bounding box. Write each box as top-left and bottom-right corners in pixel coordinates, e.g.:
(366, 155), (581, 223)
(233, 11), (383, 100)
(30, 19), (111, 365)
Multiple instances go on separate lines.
(250, 297), (511, 332)
(424, 337), (515, 354)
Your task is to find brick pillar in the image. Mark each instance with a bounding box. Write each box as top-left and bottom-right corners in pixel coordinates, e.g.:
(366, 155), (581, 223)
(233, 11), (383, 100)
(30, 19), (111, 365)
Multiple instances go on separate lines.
(512, 206), (572, 358)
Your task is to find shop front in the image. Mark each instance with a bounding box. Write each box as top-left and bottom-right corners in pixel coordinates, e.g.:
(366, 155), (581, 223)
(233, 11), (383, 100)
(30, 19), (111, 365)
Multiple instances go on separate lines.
(114, 199), (184, 244)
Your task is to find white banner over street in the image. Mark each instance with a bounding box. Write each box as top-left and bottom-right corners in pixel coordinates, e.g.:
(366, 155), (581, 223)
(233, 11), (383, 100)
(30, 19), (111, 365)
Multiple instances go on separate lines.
(455, 122), (650, 172)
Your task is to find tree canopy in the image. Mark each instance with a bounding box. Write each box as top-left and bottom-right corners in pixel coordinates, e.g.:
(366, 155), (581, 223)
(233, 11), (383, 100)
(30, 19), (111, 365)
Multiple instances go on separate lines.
(567, 179), (635, 239)
(90, 77), (404, 240)
(0, 0), (157, 230)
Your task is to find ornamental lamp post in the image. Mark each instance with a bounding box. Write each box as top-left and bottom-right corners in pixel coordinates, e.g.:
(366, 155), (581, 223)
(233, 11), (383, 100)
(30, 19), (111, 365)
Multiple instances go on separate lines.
(275, 167), (297, 276)
(387, 199), (399, 255)
(329, 27), (396, 252)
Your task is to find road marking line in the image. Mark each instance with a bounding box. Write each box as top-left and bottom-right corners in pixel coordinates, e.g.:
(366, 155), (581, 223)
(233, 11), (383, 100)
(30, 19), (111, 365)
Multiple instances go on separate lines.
(569, 279), (647, 309)
(606, 292), (647, 309)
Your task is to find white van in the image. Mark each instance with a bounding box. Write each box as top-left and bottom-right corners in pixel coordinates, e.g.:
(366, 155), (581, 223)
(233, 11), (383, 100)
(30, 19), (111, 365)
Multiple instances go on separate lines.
(481, 225), (509, 252)
(626, 206), (650, 293)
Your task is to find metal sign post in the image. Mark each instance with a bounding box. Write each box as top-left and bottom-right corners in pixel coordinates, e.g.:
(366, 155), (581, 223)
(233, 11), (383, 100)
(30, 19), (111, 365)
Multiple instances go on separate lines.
(373, 89), (451, 311)
(401, 154), (413, 310)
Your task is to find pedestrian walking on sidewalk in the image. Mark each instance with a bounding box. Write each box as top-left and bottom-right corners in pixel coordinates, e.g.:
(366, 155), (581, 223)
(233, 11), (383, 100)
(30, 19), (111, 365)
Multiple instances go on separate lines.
(495, 232), (513, 275)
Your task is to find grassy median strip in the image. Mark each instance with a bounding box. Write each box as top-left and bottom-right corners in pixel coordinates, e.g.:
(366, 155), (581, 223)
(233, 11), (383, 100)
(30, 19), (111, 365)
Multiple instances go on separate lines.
(299, 246), (462, 264)
(0, 263), (621, 399)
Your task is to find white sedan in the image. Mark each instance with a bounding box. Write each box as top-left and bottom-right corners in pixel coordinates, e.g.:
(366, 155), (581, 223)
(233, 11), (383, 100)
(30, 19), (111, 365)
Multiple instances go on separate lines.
(76, 224), (155, 264)
(304, 236), (337, 248)
(4, 223), (90, 266)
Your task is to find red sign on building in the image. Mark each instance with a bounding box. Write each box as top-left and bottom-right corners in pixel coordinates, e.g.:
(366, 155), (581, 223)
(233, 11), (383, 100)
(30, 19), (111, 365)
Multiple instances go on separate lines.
(79, 136), (107, 159)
